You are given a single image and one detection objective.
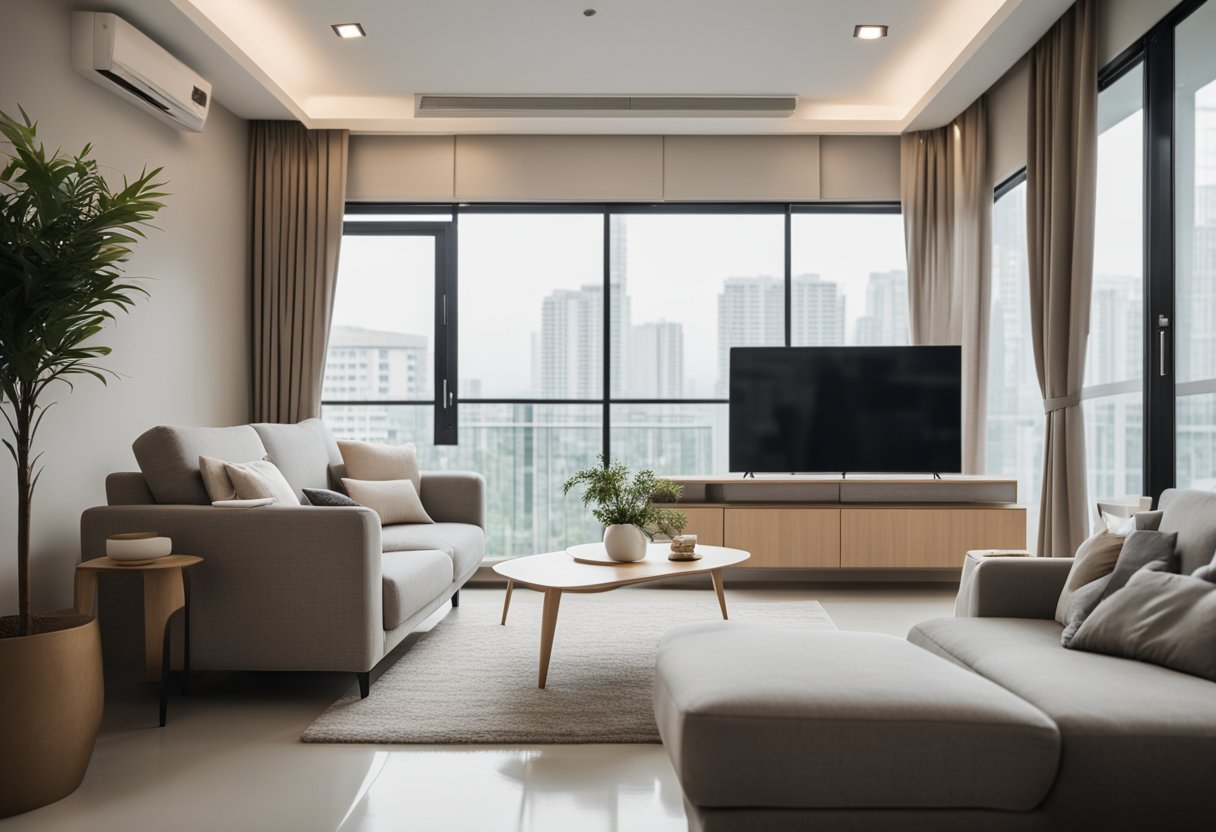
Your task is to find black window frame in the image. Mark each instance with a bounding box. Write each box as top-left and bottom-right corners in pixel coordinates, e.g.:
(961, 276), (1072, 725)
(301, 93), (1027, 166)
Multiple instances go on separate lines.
(323, 201), (904, 461)
(1096, 0), (1209, 501)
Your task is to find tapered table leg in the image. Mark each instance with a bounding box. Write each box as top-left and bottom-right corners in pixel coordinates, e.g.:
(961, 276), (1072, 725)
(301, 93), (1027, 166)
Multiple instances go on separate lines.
(537, 589), (562, 689)
(501, 580), (515, 625)
(143, 569), (185, 678)
(710, 569), (729, 620)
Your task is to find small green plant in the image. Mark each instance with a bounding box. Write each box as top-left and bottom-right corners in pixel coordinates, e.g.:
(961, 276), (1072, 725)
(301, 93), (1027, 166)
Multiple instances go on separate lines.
(563, 455), (687, 539)
(0, 108), (166, 636)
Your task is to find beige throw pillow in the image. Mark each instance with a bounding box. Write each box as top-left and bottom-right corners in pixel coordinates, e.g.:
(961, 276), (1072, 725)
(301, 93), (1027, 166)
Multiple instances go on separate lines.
(342, 478), (433, 525)
(337, 440), (421, 494)
(1052, 510), (1163, 625)
(199, 454), (247, 502)
(1054, 524), (1128, 625)
(223, 460), (299, 507)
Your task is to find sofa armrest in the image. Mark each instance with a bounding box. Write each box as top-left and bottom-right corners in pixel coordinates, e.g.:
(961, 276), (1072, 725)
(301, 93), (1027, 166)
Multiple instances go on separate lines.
(420, 471), (486, 528)
(961, 557), (1074, 620)
(80, 505), (385, 672)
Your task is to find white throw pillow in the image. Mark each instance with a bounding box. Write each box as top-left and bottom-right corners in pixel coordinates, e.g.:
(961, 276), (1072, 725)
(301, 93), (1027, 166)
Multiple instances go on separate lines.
(223, 460), (300, 507)
(342, 478), (433, 525)
(337, 440), (421, 494)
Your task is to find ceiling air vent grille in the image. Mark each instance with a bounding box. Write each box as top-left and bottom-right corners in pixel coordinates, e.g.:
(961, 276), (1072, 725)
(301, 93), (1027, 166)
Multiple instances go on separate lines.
(415, 95), (797, 117)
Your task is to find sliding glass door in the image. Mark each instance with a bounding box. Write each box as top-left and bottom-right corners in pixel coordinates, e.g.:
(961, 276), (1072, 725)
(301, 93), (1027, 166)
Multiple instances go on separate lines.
(1085, 64), (1145, 506)
(1174, 0), (1216, 490)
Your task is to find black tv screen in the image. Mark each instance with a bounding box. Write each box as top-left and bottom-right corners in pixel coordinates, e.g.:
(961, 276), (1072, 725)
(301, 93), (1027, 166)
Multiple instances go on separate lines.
(729, 346), (962, 474)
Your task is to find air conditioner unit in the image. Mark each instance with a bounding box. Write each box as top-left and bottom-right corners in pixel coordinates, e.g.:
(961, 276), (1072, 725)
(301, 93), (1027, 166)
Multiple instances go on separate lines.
(71, 11), (211, 132)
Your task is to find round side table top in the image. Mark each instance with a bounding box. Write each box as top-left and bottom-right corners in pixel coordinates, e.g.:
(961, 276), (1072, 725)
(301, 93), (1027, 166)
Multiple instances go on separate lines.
(78, 555), (203, 572)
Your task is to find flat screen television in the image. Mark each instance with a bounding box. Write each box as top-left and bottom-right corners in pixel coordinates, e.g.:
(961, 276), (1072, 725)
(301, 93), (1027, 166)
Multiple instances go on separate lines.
(729, 346), (962, 475)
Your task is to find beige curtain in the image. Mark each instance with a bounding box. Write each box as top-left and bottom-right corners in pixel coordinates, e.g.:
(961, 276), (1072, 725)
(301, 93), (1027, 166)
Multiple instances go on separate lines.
(900, 98), (991, 473)
(1027, 0), (1098, 558)
(250, 122), (349, 423)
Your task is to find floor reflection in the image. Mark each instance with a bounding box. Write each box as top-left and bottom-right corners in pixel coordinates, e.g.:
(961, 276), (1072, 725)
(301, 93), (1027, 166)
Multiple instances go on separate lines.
(337, 745), (685, 832)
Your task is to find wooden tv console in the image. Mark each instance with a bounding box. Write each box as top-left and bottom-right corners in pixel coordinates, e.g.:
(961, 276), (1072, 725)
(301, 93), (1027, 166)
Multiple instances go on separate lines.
(660, 475), (1026, 569)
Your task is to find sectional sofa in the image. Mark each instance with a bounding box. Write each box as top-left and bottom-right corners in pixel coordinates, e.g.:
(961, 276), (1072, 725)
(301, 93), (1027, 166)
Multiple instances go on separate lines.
(655, 488), (1216, 831)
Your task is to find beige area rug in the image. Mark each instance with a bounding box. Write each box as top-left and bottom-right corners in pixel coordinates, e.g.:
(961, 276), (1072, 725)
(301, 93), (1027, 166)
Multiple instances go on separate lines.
(302, 590), (835, 744)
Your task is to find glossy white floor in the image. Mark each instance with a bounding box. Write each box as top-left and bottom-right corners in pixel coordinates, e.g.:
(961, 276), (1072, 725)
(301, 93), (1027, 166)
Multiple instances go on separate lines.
(2, 582), (955, 832)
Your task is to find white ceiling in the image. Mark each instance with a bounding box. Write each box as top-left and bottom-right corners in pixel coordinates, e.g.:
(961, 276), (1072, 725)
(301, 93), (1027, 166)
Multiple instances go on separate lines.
(102, 0), (1074, 134)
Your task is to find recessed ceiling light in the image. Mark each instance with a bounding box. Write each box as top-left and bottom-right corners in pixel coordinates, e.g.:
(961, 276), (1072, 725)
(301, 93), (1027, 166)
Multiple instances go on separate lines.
(583, 8), (597, 17)
(331, 22), (366, 39)
(853, 24), (888, 40)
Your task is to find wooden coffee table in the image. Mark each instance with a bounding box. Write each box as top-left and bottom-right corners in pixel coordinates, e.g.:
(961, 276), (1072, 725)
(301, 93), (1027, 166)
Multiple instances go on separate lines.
(493, 543), (750, 688)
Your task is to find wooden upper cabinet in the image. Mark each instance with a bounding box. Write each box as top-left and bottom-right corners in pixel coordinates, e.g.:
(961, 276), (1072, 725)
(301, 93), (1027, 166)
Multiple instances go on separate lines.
(840, 508), (1027, 569)
(724, 508), (841, 568)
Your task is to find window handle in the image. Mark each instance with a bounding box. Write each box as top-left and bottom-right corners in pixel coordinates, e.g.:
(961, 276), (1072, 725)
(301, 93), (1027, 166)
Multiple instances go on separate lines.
(1158, 314), (1170, 377)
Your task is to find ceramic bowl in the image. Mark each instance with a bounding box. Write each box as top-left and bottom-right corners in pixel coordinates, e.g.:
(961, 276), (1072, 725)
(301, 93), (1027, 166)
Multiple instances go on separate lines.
(106, 533), (172, 562)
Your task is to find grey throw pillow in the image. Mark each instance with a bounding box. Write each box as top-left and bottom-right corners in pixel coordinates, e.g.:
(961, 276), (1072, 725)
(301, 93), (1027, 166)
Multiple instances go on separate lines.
(1104, 530), (1178, 593)
(303, 487), (360, 507)
(1060, 530), (1178, 646)
(1068, 569), (1216, 682)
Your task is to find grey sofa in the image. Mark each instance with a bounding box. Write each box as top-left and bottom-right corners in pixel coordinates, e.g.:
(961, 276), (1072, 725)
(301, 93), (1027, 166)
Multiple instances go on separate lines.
(655, 488), (1216, 832)
(80, 419), (485, 697)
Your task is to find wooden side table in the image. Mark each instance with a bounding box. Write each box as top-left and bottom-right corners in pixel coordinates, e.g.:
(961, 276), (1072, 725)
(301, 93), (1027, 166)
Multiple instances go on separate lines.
(75, 555), (203, 726)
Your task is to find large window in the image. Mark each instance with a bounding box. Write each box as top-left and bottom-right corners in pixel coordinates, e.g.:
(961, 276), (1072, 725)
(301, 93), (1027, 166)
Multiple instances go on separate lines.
(1085, 64), (1146, 508)
(1175, 0), (1216, 490)
(323, 206), (905, 557)
(986, 176), (1043, 540)
(790, 211), (908, 346)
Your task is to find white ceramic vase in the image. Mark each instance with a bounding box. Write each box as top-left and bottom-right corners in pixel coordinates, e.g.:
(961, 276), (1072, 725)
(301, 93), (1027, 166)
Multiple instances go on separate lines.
(603, 524), (647, 562)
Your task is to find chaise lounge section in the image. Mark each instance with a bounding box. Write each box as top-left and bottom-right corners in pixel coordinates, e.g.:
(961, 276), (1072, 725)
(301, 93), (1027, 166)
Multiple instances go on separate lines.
(81, 419), (484, 696)
(655, 488), (1216, 831)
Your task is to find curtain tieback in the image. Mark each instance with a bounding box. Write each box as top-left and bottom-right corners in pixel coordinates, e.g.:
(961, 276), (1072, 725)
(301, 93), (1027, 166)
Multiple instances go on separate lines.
(1043, 392), (1081, 414)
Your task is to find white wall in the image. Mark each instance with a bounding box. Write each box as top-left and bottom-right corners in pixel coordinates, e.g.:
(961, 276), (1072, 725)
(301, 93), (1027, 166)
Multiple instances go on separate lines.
(0, 1), (249, 615)
(986, 0), (1185, 186)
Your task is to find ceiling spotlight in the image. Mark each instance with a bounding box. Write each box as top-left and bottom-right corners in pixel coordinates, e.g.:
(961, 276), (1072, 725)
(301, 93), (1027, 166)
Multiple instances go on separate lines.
(331, 22), (366, 39)
(853, 24), (888, 40)
(583, 9), (597, 16)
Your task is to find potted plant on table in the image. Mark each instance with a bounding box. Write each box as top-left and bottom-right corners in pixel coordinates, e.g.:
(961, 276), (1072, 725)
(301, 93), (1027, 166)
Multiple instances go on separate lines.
(0, 108), (165, 817)
(563, 455), (687, 562)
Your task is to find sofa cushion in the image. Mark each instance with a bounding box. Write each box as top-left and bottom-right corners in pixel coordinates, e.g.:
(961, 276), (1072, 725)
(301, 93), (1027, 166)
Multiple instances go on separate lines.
(133, 425), (268, 505)
(251, 419), (341, 502)
(1053, 525), (1127, 624)
(908, 617), (1216, 819)
(302, 487), (360, 507)
(655, 626), (1060, 811)
(381, 549), (454, 630)
(337, 440), (422, 493)
(224, 460), (300, 507)
(1059, 530), (1178, 645)
(380, 522), (485, 581)
(1158, 488), (1216, 574)
(1069, 569), (1216, 682)
(343, 478), (434, 525)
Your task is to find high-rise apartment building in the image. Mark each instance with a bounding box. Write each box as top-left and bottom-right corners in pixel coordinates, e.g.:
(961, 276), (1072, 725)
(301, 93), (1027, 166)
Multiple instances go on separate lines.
(323, 325), (429, 443)
(716, 276), (784, 395)
(628, 320), (684, 398)
(790, 273), (846, 346)
(853, 270), (909, 346)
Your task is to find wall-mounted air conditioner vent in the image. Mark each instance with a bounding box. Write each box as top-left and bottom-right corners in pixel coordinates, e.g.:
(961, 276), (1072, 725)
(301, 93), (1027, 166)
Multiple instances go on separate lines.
(71, 11), (212, 132)
(416, 95), (797, 118)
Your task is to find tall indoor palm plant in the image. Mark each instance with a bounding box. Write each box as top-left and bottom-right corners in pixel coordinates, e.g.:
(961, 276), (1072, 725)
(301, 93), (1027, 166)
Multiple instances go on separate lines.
(0, 108), (165, 636)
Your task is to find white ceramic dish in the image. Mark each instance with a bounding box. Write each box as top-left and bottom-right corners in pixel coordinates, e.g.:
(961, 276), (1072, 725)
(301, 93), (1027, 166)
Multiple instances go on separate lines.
(106, 533), (172, 562)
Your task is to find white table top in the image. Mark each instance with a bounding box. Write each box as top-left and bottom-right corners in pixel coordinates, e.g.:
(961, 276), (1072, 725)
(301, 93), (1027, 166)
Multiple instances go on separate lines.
(493, 544), (750, 592)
